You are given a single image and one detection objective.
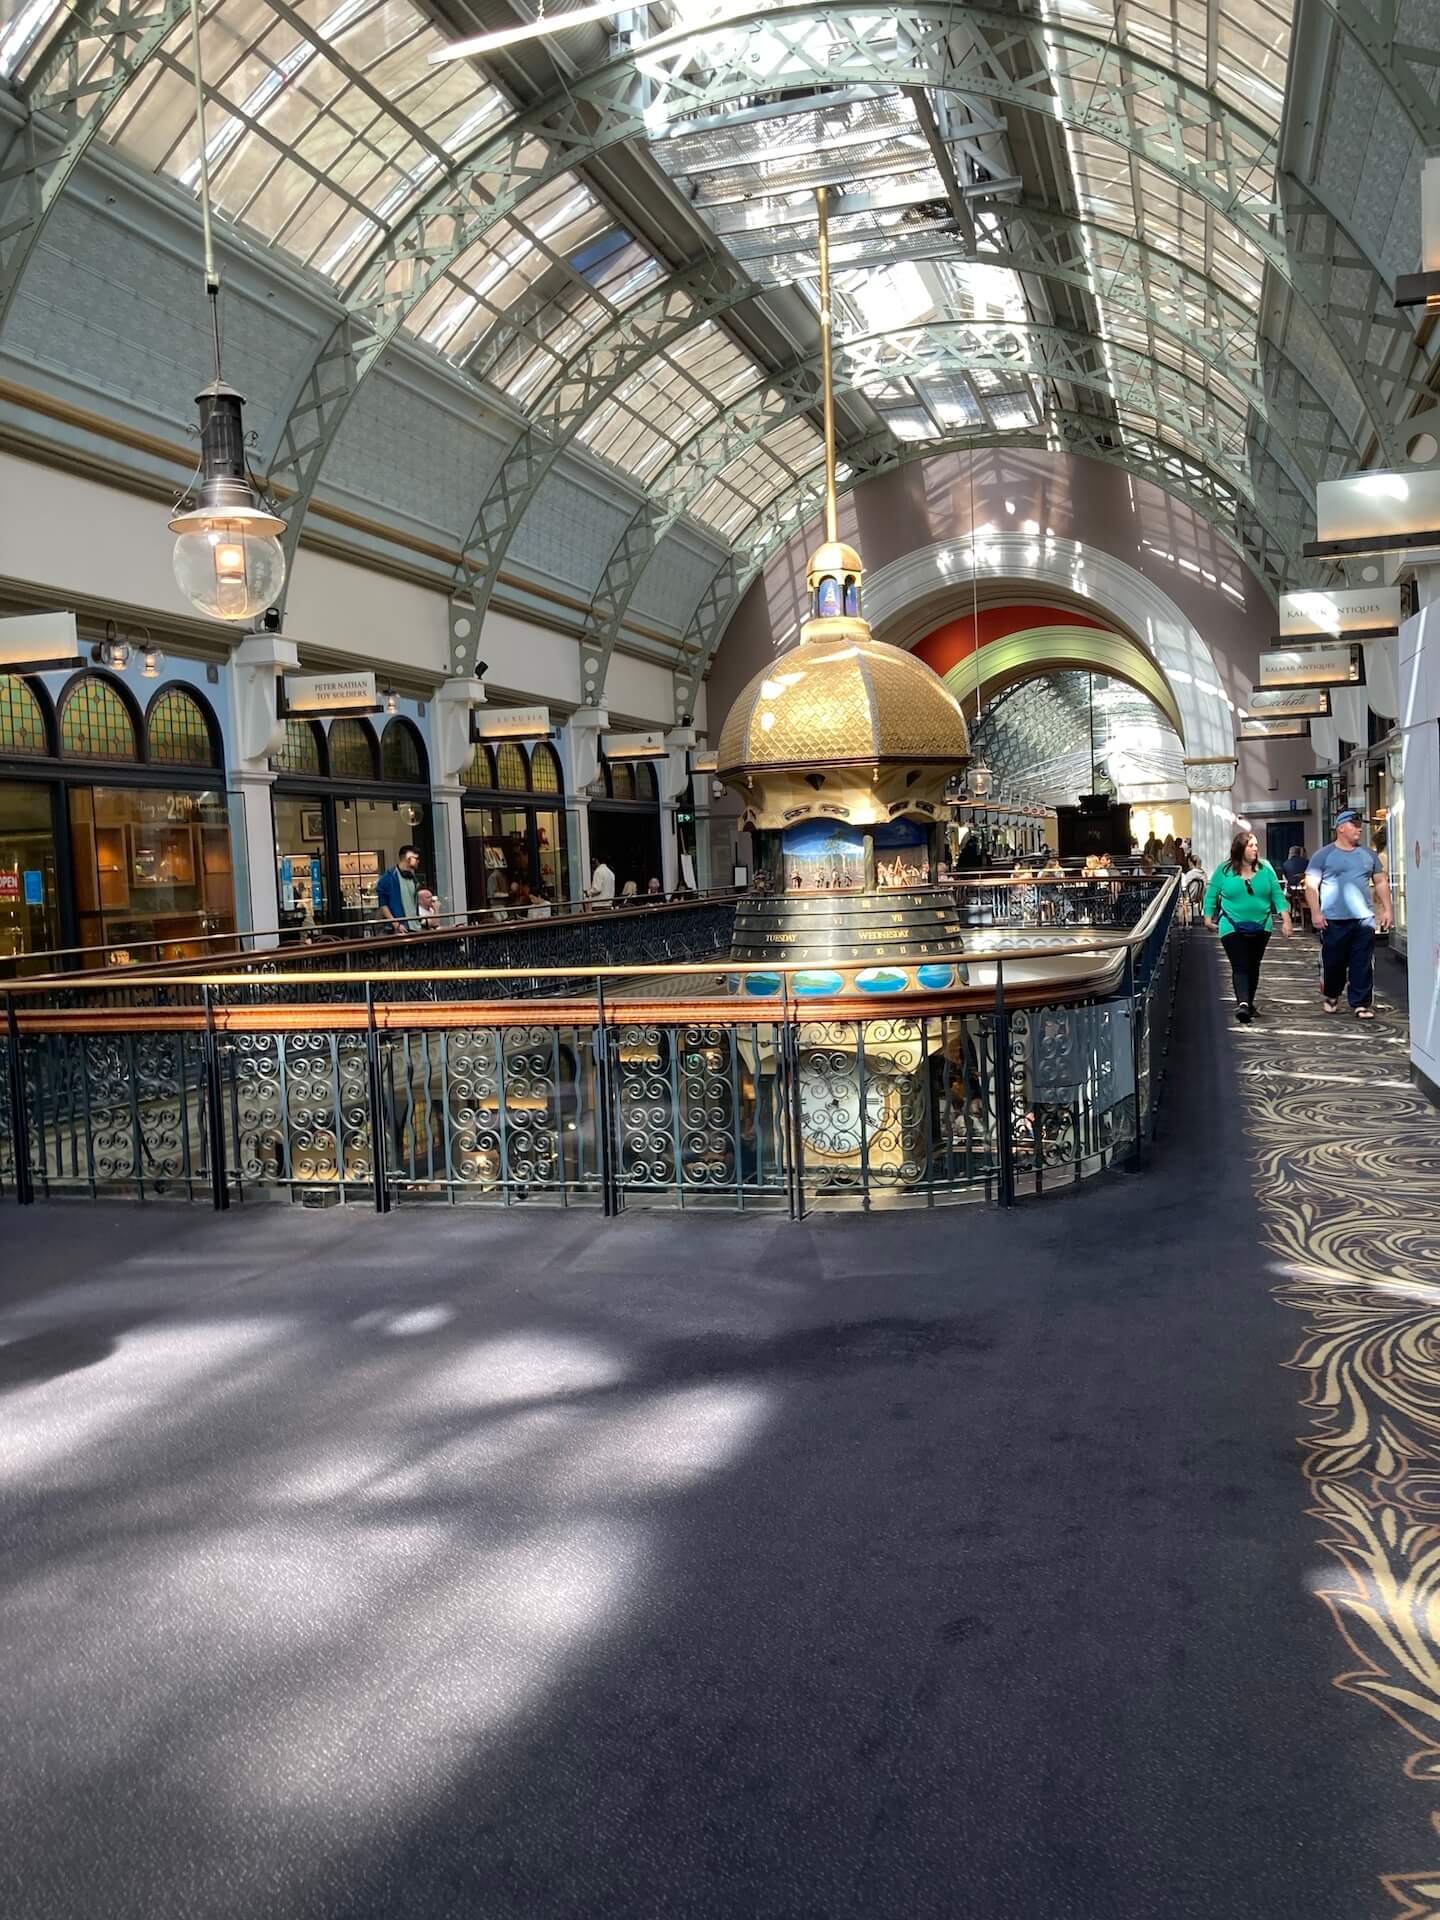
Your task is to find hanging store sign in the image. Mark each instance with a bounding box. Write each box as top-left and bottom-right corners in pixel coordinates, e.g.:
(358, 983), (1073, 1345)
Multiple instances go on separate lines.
(0, 609), (83, 671)
(1239, 716), (1310, 740)
(690, 750), (718, 774)
(472, 705), (551, 741)
(1278, 586), (1400, 639)
(284, 671), (378, 714)
(1306, 470), (1440, 556)
(1245, 685), (1332, 719)
(603, 730), (669, 762)
(1257, 644), (1363, 689)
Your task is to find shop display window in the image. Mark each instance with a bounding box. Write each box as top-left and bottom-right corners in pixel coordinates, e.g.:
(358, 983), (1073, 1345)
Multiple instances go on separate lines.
(0, 781), (60, 976)
(69, 784), (235, 960)
(336, 798), (435, 924)
(381, 718), (426, 784)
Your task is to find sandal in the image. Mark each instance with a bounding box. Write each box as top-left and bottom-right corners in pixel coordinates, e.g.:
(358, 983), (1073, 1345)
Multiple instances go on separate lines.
(1355, 1005), (1375, 1021)
(1322, 997), (1339, 1014)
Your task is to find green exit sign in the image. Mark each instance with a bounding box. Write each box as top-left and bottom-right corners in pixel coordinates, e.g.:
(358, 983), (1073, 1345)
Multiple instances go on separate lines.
(1305, 774), (1329, 790)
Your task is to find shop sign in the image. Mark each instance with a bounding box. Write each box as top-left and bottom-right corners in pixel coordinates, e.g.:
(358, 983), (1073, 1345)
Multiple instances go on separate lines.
(0, 872), (18, 899)
(1278, 586), (1401, 638)
(1240, 716), (1310, 739)
(1245, 685), (1332, 718)
(23, 870), (42, 905)
(1306, 774), (1330, 790)
(1257, 644), (1362, 689)
(0, 609), (83, 671)
(284, 671), (378, 714)
(603, 730), (668, 762)
(472, 705), (551, 741)
(1313, 469), (1440, 550)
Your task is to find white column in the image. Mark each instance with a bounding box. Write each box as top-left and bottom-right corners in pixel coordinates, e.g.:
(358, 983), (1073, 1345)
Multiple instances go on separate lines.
(430, 676), (486, 915)
(564, 707), (608, 899)
(660, 726), (696, 894)
(227, 632), (299, 948)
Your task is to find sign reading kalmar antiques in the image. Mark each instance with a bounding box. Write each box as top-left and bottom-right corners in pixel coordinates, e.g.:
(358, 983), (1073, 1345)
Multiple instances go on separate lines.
(1278, 586), (1401, 637)
(1239, 715), (1310, 740)
(1245, 685), (1332, 718)
(472, 705), (551, 740)
(1257, 644), (1362, 689)
(284, 671), (378, 714)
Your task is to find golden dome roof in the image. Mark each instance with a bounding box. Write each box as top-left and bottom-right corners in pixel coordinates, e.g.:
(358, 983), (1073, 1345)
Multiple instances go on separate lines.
(716, 634), (970, 776)
(807, 539), (864, 580)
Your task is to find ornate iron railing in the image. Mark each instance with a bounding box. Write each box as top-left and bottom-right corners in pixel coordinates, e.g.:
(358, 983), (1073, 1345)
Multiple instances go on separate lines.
(0, 880), (1180, 1216)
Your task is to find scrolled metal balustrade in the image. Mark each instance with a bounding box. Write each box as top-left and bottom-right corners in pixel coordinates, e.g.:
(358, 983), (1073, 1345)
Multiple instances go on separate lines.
(0, 878), (1182, 1216)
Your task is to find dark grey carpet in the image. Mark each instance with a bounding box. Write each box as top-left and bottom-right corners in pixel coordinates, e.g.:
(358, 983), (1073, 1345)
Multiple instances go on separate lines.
(0, 935), (1420, 1918)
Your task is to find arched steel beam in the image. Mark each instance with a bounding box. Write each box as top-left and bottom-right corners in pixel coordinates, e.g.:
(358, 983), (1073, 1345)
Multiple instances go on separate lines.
(573, 322), (1318, 705)
(670, 413), (1333, 726)
(452, 313), (1304, 689)
(0, 0), (190, 331)
(259, 2), (1405, 605)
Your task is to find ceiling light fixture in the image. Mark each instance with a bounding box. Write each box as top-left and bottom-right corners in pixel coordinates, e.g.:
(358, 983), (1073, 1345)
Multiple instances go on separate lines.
(429, 2), (620, 63)
(168, 0), (286, 625)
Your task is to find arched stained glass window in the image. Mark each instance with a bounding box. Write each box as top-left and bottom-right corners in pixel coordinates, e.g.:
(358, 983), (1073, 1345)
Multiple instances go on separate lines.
(494, 741), (529, 791)
(0, 675), (47, 755)
(381, 718), (426, 784)
(530, 742), (562, 793)
(635, 762), (658, 802)
(608, 760), (636, 801)
(60, 675), (137, 761)
(461, 743), (496, 789)
(328, 719), (376, 780)
(271, 719), (324, 775)
(147, 686), (217, 766)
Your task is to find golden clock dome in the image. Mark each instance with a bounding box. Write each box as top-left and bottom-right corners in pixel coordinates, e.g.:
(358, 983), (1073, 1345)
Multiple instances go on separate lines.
(715, 632), (970, 829)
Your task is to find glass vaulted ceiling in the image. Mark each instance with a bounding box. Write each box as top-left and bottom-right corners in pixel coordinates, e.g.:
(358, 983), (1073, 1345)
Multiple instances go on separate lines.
(0, 0), (1303, 563)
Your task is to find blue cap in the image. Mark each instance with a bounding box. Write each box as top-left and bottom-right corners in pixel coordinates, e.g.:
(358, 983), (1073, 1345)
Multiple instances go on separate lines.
(1334, 808), (1362, 826)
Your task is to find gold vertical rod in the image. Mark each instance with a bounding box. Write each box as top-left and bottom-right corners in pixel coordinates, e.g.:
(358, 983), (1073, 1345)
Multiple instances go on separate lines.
(816, 185), (838, 546)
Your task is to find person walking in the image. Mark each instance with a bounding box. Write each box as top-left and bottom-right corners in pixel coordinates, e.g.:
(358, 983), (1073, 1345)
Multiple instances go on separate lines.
(1181, 854), (1207, 925)
(1305, 809), (1393, 1019)
(376, 844), (422, 932)
(1204, 829), (1292, 1023)
(585, 855), (616, 907)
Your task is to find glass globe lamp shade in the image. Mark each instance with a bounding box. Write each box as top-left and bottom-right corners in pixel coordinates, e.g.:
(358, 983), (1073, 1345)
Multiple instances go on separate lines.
(172, 514), (286, 623)
(140, 645), (165, 679)
(968, 761), (994, 800)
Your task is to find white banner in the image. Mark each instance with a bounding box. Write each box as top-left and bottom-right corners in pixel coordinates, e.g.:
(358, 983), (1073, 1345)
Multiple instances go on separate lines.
(1279, 586), (1401, 637)
(0, 610), (82, 669)
(1239, 716), (1310, 739)
(473, 705), (550, 740)
(603, 730), (668, 762)
(1246, 685), (1332, 718)
(1258, 644), (1361, 688)
(1315, 470), (1440, 546)
(285, 671), (377, 713)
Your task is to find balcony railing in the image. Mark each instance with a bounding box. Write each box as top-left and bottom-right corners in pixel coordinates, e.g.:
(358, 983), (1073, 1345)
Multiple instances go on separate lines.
(0, 877), (1181, 1216)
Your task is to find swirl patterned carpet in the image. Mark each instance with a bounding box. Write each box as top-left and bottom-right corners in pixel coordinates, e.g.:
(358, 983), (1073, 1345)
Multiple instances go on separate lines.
(1226, 930), (1440, 1919)
(0, 927), (1438, 1919)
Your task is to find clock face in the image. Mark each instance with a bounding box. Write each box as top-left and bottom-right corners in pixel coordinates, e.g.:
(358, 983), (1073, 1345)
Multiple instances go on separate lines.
(798, 1064), (886, 1156)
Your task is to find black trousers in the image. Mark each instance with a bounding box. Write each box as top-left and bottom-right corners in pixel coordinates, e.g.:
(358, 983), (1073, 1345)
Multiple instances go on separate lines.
(1220, 928), (1270, 1008)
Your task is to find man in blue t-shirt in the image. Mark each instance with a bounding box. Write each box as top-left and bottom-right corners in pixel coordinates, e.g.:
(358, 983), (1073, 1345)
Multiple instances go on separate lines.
(1304, 811), (1393, 1019)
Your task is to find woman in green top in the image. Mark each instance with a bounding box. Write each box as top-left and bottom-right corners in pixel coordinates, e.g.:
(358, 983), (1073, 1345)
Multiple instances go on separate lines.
(1203, 829), (1292, 1023)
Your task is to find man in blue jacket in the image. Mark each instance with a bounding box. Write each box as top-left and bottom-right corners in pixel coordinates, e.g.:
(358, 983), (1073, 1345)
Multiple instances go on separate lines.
(376, 844), (422, 933)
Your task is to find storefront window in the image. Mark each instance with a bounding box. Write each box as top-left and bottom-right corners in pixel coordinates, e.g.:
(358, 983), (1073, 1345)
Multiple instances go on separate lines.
(273, 794), (328, 930)
(531, 743), (562, 793)
(60, 675), (138, 760)
(271, 719), (324, 775)
(336, 796), (434, 925)
(461, 744), (496, 789)
(328, 719), (376, 781)
(69, 784), (235, 960)
(494, 741), (528, 791)
(381, 718), (426, 783)
(0, 674), (48, 756)
(147, 687), (218, 766)
(460, 738), (572, 913)
(0, 781), (60, 976)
